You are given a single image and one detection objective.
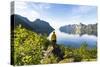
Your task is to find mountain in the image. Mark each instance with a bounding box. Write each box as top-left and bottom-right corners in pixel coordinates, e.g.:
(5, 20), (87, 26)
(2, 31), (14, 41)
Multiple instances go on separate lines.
(59, 24), (77, 34)
(11, 14), (34, 31)
(59, 23), (97, 36)
(11, 14), (54, 35)
(80, 23), (97, 36)
(30, 19), (54, 35)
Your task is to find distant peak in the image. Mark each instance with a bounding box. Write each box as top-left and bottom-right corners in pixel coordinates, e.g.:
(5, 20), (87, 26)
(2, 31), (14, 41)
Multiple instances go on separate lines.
(35, 19), (41, 21)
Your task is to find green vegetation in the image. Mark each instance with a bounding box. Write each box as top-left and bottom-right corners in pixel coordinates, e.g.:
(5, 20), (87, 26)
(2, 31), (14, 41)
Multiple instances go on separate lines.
(11, 25), (97, 65)
(11, 25), (50, 65)
(59, 43), (97, 63)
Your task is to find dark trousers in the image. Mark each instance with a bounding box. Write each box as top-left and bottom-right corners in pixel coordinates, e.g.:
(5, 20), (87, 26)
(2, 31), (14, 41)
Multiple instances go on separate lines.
(51, 40), (56, 48)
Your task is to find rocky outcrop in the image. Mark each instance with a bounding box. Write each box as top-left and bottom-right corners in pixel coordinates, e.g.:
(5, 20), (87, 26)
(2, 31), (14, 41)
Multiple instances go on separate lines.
(59, 23), (97, 36)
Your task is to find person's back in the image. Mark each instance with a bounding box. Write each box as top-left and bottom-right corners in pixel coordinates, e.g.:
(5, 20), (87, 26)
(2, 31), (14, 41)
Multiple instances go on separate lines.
(51, 31), (56, 47)
(51, 32), (64, 60)
(51, 32), (56, 41)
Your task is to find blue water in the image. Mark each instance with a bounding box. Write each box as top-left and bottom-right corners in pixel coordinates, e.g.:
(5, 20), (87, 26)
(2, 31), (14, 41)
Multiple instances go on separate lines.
(48, 29), (97, 48)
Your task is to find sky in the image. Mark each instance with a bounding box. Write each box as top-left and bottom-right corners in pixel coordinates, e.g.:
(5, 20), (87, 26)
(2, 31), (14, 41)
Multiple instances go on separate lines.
(14, 1), (97, 29)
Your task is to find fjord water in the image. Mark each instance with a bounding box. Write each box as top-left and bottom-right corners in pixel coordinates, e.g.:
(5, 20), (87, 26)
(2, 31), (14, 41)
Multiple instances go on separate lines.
(48, 29), (97, 48)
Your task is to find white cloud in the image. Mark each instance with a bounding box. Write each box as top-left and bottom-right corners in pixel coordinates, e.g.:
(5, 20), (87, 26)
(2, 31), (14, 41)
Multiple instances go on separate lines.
(14, 2), (52, 21)
(20, 10), (40, 21)
(28, 2), (51, 17)
(15, 1), (40, 21)
(30, 3), (51, 10)
(15, 1), (28, 9)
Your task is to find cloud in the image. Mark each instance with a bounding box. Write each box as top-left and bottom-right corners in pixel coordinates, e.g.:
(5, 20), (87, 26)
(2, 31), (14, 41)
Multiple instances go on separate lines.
(19, 10), (40, 21)
(14, 2), (52, 21)
(15, 1), (28, 9)
(29, 3), (51, 10)
(27, 2), (51, 17)
(15, 1), (40, 21)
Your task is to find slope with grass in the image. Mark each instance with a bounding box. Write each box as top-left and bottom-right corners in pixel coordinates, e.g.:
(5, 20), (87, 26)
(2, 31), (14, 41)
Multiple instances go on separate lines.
(11, 25), (97, 65)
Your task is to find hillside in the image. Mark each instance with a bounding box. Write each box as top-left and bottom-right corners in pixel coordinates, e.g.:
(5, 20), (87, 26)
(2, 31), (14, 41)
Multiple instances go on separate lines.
(11, 14), (54, 35)
(30, 19), (54, 35)
(11, 25), (97, 65)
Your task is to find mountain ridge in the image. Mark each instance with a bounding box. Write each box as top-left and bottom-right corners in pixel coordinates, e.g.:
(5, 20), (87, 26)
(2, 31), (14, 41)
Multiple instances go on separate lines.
(11, 14), (54, 35)
(59, 23), (97, 36)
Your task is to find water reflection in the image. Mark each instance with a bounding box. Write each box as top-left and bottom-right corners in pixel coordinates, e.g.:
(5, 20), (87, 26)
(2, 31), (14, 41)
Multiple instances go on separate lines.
(48, 29), (97, 48)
